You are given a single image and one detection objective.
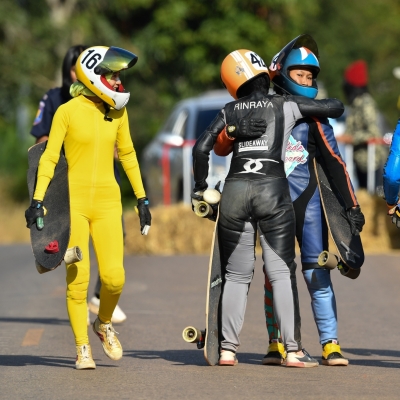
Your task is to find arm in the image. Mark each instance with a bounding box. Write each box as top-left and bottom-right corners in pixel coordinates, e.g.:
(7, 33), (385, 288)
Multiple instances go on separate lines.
(289, 95), (345, 119)
(30, 90), (57, 143)
(192, 110), (226, 192)
(116, 109), (146, 200)
(214, 127), (234, 156)
(311, 118), (358, 209)
(383, 119), (400, 206)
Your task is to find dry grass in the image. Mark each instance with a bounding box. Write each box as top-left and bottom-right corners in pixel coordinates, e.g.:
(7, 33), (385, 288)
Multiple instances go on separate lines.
(1, 173), (399, 256)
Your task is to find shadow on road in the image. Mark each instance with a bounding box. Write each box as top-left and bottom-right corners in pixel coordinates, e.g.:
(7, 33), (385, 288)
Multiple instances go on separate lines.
(0, 317), (69, 325)
(124, 349), (265, 366)
(0, 354), (118, 368)
(343, 348), (400, 369)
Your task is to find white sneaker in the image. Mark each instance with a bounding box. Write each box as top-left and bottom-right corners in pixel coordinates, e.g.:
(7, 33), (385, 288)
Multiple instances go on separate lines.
(88, 297), (127, 324)
(92, 318), (123, 361)
(218, 350), (238, 366)
(75, 344), (96, 370)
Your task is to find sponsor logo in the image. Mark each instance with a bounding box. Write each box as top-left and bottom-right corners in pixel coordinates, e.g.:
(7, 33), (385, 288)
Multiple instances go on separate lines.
(340, 241), (361, 264)
(235, 65), (245, 76)
(284, 135), (309, 176)
(234, 100), (273, 110)
(238, 139), (269, 152)
(236, 158), (279, 175)
(211, 276), (222, 289)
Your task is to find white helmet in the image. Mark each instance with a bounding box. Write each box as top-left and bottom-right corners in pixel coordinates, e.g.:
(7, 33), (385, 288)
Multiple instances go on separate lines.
(75, 46), (138, 110)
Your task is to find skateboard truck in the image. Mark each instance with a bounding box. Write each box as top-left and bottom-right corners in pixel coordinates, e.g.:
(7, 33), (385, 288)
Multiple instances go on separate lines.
(182, 326), (206, 349)
(317, 250), (360, 280)
(36, 246), (83, 274)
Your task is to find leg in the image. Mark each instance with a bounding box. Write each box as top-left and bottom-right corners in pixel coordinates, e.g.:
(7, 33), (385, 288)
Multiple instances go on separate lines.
(254, 178), (299, 353)
(90, 208), (125, 324)
(66, 209), (90, 346)
(302, 266), (337, 344)
(90, 198), (125, 361)
(218, 180), (256, 360)
(295, 186), (347, 365)
(262, 265), (286, 366)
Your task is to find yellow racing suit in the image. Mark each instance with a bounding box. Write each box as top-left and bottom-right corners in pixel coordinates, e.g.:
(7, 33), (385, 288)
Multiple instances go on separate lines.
(34, 95), (145, 345)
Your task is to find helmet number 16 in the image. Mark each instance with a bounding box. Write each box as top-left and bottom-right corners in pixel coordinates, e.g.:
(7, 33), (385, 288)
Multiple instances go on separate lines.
(81, 49), (102, 69)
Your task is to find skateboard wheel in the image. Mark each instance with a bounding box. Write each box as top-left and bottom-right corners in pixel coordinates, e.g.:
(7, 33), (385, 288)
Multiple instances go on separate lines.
(182, 326), (205, 343)
(194, 201), (213, 218)
(203, 189), (221, 205)
(317, 251), (339, 269)
(64, 246), (83, 264)
(338, 264), (361, 280)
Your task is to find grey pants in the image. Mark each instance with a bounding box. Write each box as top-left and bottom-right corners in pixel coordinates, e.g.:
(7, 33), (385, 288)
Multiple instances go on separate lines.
(219, 178), (300, 353)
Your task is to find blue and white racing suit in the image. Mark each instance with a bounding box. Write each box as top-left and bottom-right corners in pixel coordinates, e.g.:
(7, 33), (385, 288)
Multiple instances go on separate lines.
(265, 116), (359, 346)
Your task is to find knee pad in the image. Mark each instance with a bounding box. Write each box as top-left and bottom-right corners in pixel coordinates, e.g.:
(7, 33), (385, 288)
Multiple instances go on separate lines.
(101, 273), (125, 296)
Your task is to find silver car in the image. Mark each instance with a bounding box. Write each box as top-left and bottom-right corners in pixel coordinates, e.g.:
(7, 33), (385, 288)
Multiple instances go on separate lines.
(141, 90), (233, 205)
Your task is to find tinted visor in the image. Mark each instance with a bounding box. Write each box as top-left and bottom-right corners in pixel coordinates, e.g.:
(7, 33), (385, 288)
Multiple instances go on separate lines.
(94, 46), (138, 75)
(272, 34), (319, 71)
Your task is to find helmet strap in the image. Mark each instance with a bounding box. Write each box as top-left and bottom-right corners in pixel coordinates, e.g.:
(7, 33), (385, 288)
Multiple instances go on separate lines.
(103, 102), (113, 122)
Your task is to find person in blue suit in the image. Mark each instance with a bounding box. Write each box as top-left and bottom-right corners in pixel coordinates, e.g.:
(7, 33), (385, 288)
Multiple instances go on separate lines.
(383, 119), (400, 224)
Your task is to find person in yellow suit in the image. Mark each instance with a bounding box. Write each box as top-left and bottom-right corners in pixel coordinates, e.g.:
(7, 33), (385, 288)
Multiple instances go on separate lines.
(25, 46), (152, 370)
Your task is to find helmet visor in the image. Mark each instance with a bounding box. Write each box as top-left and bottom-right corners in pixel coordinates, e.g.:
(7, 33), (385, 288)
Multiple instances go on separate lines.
(270, 34), (319, 74)
(94, 47), (138, 75)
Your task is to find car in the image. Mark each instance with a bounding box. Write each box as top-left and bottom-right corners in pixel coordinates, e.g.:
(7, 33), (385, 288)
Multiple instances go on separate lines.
(141, 90), (233, 205)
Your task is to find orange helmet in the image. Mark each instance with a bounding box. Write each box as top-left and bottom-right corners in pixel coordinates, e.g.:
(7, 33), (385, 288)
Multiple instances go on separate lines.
(221, 49), (269, 100)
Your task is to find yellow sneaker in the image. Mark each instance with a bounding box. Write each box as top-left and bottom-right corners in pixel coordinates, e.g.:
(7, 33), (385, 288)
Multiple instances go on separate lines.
(75, 344), (96, 370)
(92, 317), (123, 361)
(322, 340), (349, 366)
(262, 340), (287, 365)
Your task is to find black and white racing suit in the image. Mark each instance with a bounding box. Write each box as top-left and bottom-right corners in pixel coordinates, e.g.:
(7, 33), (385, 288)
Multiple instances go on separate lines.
(192, 91), (344, 353)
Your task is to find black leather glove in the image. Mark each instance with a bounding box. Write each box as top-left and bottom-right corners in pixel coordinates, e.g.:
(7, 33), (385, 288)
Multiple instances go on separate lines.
(137, 197), (151, 235)
(343, 206), (365, 235)
(226, 117), (267, 138)
(390, 205), (400, 228)
(25, 200), (44, 229)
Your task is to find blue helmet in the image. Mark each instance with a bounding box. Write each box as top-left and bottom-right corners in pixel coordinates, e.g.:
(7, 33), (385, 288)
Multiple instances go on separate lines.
(269, 34), (320, 98)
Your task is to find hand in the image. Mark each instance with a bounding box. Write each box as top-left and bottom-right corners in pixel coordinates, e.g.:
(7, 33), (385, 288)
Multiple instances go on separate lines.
(226, 118), (267, 138)
(137, 197), (151, 235)
(389, 205), (400, 228)
(191, 182), (221, 221)
(343, 206), (365, 235)
(25, 200), (44, 229)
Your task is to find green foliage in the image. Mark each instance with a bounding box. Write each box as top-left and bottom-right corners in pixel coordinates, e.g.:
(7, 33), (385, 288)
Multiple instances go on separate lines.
(0, 121), (34, 203)
(1, 0), (400, 202)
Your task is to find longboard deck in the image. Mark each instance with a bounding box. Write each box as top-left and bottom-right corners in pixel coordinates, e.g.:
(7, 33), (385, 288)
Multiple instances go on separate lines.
(204, 210), (222, 366)
(27, 142), (70, 271)
(314, 159), (364, 270)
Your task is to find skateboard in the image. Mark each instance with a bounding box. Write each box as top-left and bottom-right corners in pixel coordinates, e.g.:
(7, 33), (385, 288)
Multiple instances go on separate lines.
(314, 159), (364, 279)
(27, 142), (82, 274)
(183, 205), (222, 366)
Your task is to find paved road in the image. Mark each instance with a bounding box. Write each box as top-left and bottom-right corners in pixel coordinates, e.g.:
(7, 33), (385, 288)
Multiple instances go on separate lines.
(0, 244), (400, 399)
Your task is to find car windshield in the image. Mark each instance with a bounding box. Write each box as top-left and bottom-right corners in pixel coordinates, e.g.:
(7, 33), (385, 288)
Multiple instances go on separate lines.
(195, 108), (221, 139)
